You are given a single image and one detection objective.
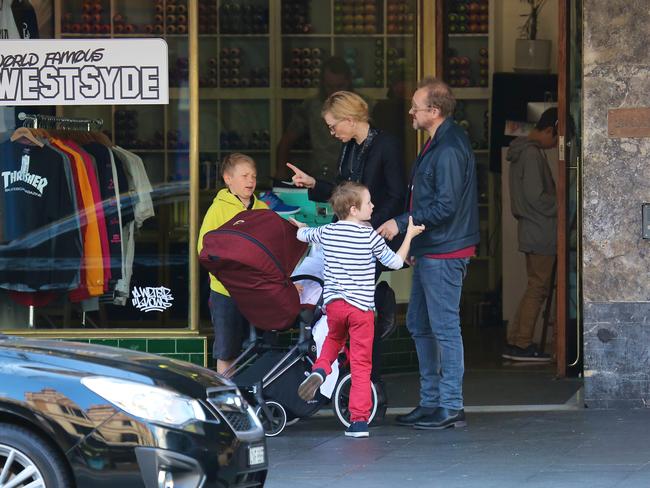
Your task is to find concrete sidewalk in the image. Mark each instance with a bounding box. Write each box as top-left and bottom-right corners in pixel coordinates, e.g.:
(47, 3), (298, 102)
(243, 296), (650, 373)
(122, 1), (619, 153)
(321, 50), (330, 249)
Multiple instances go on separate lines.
(264, 409), (650, 488)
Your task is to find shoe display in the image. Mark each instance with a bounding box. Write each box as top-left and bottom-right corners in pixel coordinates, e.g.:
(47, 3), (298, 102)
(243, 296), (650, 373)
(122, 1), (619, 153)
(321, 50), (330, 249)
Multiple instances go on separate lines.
(394, 405), (437, 426)
(297, 368), (325, 401)
(259, 190), (301, 215)
(414, 407), (467, 430)
(501, 344), (551, 362)
(345, 421), (369, 438)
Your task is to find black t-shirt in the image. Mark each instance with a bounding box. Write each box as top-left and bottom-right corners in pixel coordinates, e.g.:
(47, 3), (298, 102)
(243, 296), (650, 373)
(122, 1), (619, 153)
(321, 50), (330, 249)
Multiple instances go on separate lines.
(0, 141), (82, 291)
(11, 0), (39, 39)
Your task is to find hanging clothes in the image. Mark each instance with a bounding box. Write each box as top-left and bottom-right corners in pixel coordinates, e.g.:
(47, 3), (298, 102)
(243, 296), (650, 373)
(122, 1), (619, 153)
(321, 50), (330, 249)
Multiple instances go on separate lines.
(64, 139), (112, 288)
(112, 146), (154, 227)
(50, 138), (105, 298)
(0, 139), (82, 291)
(83, 142), (123, 288)
(111, 146), (155, 305)
(0, 122), (155, 309)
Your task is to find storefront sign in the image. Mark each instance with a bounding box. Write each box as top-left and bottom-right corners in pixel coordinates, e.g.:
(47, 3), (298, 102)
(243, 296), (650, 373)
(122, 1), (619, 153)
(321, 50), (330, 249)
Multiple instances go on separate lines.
(608, 108), (650, 138)
(131, 286), (174, 313)
(0, 39), (168, 105)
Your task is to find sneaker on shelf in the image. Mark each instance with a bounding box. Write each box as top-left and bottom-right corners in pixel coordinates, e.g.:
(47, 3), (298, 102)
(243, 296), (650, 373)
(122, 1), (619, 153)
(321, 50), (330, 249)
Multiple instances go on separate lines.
(259, 191), (301, 215)
(502, 344), (551, 362)
(345, 421), (369, 438)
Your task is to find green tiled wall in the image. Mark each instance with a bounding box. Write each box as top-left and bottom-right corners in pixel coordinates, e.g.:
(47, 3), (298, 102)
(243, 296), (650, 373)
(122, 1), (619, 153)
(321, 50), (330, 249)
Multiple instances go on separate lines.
(68, 337), (207, 368)
(60, 309), (420, 374)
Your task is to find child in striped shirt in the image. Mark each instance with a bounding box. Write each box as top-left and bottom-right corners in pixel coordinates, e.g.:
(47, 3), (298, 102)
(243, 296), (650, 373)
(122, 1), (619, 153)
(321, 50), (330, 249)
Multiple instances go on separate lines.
(290, 181), (424, 438)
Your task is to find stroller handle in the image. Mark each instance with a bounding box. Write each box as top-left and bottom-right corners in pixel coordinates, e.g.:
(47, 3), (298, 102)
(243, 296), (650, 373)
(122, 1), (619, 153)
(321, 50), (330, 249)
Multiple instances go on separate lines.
(290, 274), (324, 287)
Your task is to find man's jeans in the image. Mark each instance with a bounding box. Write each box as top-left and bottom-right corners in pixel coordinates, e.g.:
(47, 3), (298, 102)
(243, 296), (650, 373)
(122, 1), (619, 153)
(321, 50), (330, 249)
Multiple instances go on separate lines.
(406, 257), (469, 410)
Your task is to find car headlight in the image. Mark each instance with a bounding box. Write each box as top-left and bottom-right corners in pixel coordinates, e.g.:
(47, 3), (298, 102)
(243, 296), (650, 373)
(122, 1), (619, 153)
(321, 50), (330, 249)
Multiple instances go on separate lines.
(81, 376), (206, 426)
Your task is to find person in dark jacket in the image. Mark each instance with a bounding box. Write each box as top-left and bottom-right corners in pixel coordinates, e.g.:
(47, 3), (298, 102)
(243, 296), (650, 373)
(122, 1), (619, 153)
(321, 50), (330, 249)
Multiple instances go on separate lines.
(287, 90), (406, 230)
(287, 90), (406, 417)
(378, 77), (479, 430)
(501, 107), (558, 362)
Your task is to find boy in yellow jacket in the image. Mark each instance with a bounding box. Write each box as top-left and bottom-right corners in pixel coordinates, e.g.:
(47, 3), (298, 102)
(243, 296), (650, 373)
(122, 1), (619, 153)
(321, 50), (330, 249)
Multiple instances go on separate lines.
(198, 153), (267, 374)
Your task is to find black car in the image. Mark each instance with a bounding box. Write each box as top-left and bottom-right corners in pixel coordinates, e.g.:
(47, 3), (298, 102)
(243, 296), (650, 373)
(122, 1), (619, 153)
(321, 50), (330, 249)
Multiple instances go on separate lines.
(0, 334), (268, 488)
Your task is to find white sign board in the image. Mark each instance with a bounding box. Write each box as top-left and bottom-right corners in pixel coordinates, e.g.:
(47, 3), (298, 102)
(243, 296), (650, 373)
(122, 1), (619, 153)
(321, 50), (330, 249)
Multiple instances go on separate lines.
(0, 39), (169, 106)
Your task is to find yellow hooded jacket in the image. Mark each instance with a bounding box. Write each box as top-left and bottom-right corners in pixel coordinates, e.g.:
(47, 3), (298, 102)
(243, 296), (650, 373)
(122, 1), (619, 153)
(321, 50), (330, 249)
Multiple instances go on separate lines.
(198, 188), (268, 295)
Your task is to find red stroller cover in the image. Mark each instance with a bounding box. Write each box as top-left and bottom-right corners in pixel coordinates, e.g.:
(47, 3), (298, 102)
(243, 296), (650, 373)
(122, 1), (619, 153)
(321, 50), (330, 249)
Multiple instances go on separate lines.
(199, 209), (308, 330)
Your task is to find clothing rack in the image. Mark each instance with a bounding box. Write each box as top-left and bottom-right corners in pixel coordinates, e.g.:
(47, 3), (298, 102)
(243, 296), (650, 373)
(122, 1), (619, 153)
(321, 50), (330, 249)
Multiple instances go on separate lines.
(18, 112), (103, 328)
(18, 112), (104, 131)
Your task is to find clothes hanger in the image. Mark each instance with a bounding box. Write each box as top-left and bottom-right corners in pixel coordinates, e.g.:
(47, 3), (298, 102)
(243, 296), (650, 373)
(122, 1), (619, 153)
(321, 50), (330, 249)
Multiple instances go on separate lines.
(91, 130), (113, 147)
(10, 127), (44, 148)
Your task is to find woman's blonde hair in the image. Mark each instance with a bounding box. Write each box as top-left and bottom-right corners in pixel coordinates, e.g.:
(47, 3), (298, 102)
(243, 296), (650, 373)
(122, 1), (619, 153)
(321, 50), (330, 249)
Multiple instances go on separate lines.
(329, 181), (367, 220)
(321, 90), (369, 123)
(219, 153), (256, 181)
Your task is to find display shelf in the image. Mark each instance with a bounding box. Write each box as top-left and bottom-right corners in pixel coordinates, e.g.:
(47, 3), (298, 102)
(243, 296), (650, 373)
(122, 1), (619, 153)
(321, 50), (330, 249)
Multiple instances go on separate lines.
(449, 33), (488, 38)
(453, 87), (490, 99)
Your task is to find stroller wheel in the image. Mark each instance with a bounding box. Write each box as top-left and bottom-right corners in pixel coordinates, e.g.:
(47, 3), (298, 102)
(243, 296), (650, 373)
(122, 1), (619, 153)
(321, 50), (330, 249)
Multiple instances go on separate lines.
(333, 373), (379, 428)
(255, 401), (287, 437)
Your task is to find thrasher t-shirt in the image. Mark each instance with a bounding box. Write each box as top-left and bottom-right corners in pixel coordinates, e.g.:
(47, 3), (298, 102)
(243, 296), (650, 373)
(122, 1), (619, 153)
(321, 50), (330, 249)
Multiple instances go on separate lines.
(0, 140), (82, 291)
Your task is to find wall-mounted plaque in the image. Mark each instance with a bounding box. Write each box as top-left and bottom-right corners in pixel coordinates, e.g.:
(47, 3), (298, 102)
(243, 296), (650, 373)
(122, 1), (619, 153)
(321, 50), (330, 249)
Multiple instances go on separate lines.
(608, 108), (650, 138)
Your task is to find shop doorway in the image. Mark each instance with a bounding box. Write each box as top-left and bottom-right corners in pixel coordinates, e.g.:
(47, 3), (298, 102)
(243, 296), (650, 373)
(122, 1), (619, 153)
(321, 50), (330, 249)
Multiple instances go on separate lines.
(453, 0), (584, 408)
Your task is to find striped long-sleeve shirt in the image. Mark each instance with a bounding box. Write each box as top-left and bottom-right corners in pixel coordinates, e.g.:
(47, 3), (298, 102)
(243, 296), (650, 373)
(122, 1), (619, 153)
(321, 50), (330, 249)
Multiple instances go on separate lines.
(297, 221), (403, 311)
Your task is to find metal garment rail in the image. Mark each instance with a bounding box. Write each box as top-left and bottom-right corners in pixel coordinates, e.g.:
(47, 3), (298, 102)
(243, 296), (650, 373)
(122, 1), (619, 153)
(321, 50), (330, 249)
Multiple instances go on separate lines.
(18, 112), (104, 130)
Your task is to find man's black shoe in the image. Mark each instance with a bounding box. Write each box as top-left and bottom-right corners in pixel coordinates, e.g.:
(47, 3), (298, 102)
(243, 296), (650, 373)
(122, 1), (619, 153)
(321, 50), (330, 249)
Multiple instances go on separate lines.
(394, 406), (436, 426)
(414, 407), (467, 430)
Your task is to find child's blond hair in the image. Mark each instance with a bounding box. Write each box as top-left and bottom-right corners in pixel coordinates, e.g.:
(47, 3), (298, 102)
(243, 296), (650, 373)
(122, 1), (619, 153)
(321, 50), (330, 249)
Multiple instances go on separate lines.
(329, 181), (367, 220)
(219, 153), (256, 182)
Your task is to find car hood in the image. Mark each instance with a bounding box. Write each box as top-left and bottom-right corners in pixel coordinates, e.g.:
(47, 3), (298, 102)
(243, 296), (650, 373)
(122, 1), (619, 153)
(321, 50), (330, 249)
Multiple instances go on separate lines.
(0, 335), (232, 399)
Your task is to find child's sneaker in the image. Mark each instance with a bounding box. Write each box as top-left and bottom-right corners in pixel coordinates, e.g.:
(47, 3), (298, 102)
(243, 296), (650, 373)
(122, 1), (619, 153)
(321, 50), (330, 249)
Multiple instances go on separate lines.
(297, 368), (325, 401)
(345, 421), (369, 438)
(259, 191), (301, 215)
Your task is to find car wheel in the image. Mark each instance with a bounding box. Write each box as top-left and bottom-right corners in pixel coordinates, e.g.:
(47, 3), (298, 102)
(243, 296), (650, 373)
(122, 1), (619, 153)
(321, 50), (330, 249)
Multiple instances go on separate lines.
(0, 424), (71, 488)
(333, 373), (378, 428)
(254, 401), (287, 437)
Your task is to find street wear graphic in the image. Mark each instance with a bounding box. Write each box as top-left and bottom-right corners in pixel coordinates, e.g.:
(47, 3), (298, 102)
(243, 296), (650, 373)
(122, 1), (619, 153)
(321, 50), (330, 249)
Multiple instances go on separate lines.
(2, 154), (48, 196)
(131, 286), (174, 312)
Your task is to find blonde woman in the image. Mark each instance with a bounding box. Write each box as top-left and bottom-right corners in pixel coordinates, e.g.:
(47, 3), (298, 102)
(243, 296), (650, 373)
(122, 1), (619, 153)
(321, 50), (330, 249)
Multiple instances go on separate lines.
(287, 90), (406, 231)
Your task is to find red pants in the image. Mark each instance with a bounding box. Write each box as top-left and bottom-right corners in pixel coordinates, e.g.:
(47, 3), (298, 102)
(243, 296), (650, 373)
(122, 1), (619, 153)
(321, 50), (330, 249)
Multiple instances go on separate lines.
(313, 299), (374, 422)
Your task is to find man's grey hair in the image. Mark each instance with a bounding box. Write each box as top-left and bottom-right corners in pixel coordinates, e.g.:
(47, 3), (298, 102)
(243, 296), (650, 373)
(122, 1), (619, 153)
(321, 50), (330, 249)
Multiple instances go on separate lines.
(417, 76), (456, 118)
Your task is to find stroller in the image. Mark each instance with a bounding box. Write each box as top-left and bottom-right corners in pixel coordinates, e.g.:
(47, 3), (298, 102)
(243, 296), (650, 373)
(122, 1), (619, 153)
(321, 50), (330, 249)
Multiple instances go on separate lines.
(199, 209), (396, 436)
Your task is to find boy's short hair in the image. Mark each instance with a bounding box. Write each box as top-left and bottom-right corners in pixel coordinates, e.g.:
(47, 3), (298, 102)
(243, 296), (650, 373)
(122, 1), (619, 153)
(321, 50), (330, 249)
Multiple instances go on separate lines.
(329, 181), (367, 220)
(535, 107), (558, 133)
(220, 153), (256, 180)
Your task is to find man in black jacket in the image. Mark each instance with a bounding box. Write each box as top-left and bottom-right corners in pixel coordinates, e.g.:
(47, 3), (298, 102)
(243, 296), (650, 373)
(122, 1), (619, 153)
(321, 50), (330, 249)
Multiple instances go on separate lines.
(378, 77), (479, 430)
